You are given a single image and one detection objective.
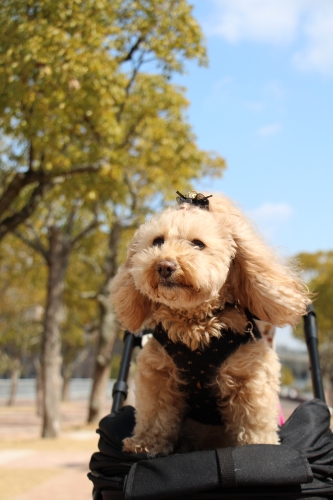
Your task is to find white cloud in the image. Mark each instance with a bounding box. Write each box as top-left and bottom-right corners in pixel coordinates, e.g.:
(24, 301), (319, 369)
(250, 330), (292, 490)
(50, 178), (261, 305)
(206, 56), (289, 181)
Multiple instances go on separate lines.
(258, 122), (282, 137)
(208, 0), (333, 74)
(293, 7), (333, 74)
(208, 0), (303, 44)
(250, 202), (293, 221)
(248, 202), (294, 242)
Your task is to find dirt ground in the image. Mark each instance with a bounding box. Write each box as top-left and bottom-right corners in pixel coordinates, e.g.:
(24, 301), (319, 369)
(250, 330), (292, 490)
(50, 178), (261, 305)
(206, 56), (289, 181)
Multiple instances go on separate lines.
(0, 397), (300, 500)
(0, 399), (108, 500)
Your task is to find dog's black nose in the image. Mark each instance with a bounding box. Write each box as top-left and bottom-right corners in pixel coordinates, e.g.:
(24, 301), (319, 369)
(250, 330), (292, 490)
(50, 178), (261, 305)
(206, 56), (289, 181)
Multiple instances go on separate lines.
(157, 260), (177, 278)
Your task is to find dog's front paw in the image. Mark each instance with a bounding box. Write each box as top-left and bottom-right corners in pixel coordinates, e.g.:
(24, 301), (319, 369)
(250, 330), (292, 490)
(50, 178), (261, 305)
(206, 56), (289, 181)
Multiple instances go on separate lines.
(123, 437), (173, 456)
(123, 437), (149, 454)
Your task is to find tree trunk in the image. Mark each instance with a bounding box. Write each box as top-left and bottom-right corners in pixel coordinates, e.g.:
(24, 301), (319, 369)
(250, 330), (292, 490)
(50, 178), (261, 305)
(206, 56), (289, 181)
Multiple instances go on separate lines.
(34, 358), (43, 417)
(87, 299), (121, 422)
(62, 372), (71, 402)
(41, 227), (71, 437)
(62, 348), (89, 402)
(87, 221), (121, 423)
(7, 358), (21, 406)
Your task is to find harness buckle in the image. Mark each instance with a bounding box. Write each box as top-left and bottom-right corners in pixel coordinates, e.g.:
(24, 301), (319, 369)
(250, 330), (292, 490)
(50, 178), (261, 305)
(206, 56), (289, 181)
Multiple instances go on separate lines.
(246, 321), (256, 342)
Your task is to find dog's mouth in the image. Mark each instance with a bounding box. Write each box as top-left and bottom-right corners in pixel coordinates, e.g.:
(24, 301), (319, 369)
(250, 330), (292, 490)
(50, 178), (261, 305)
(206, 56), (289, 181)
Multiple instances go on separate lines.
(158, 279), (182, 288)
(157, 278), (196, 291)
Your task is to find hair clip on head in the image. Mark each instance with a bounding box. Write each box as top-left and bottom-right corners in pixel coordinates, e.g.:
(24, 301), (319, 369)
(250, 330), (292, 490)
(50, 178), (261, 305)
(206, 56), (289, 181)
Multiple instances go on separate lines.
(176, 191), (213, 211)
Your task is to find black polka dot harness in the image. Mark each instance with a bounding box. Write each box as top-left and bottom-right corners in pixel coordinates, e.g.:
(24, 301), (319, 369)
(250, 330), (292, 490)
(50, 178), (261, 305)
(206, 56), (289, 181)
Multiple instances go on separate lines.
(153, 311), (261, 426)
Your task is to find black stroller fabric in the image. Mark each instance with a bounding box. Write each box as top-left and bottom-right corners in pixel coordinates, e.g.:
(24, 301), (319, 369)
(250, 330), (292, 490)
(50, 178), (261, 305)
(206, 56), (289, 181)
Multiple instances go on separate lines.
(88, 399), (333, 500)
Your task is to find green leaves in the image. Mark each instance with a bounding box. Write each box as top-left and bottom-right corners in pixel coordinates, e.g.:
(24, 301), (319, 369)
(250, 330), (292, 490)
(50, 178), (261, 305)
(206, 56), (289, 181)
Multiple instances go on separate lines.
(295, 251), (333, 341)
(0, 0), (222, 240)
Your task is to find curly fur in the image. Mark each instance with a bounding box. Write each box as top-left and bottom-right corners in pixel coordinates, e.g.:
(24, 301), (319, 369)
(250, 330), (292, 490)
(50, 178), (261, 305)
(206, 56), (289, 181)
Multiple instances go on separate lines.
(111, 193), (310, 455)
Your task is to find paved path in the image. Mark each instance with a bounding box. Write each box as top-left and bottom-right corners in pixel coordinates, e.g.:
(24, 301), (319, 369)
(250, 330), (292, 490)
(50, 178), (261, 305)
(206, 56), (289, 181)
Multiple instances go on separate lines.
(0, 397), (300, 500)
(0, 399), (108, 500)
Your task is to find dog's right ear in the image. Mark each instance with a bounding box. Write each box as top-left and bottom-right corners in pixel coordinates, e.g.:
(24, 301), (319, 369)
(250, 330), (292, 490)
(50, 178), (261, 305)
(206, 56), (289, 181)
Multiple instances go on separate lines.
(111, 261), (152, 333)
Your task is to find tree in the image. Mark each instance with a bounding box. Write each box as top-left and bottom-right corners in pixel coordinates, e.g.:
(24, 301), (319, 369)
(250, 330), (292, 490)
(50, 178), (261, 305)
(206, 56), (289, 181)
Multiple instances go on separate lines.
(1, 0), (226, 432)
(0, 235), (45, 404)
(281, 365), (294, 387)
(14, 195), (99, 436)
(295, 251), (333, 404)
(60, 232), (106, 401)
(0, 0), (207, 240)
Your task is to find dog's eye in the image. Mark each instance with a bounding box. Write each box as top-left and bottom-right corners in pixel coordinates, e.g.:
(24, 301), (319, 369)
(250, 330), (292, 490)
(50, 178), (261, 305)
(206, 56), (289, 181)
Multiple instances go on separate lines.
(192, 239), (205, 249)
(152, 237), (164, 247)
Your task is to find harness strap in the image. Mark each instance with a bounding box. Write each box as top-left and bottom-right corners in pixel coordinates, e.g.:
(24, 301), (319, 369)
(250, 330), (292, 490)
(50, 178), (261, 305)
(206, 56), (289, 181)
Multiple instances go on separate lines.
(153, 309), (263, 426)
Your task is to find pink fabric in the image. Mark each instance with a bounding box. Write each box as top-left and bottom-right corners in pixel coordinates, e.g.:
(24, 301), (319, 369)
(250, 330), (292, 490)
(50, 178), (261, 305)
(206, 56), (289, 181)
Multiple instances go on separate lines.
(278, 402), (285, 426)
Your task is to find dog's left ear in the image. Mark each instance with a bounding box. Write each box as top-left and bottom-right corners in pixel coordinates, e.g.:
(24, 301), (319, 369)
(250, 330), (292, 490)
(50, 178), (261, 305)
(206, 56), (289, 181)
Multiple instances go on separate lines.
(231, 236), (310, 326)
(111, 260), (152, 333)
(211, 196), (310, 326)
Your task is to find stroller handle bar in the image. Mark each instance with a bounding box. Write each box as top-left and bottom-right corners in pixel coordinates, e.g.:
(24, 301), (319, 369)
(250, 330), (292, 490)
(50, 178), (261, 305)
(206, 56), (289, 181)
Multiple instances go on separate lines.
(111, 329), (152, 414)
(303, 304), (325, 402)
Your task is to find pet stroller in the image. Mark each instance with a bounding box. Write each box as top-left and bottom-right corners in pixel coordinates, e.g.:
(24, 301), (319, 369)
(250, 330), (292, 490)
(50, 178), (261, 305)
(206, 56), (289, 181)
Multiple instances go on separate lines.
(88, 305), (333, 500)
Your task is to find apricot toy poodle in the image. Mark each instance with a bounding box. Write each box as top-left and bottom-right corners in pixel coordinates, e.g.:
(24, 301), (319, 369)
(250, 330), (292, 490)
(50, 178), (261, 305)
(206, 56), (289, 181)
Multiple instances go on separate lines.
(111, 192), (310, 456)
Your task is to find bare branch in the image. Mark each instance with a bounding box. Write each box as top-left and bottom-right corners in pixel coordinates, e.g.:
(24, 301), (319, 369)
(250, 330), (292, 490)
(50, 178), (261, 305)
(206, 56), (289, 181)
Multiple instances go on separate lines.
(0, 164), (100, 214)
(55, 164), (101, 178)
(80, 291), (98, 300)
(28, 142), (34, 172)
(66, 206), (77, 237)
(72, 219), (99, 247)
(13, 229), (49, 263)
(25, 220), (45, 243)
(83, 116), (101, 144)
(0, 182), (51, 242)
(119, 36), (144, 63)
(116, 112), (146, 150)
(0, 164), (102, 241)
(116, 52), (145, 123)
(123, 173), (138, 214)
(0, 170), (49, 215)
(79, 254), (103, 275)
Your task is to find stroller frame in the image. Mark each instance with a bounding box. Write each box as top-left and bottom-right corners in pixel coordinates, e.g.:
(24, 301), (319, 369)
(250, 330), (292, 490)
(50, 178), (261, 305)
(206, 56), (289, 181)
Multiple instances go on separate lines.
(111, 304), (325, 414)
(90, 305), (332, 500)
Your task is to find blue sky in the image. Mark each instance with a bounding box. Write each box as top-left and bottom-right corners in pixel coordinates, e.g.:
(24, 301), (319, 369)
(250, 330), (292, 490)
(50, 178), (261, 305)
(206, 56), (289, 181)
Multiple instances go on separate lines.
(174, 0), (333, 258)
(174, 1), (333, 348)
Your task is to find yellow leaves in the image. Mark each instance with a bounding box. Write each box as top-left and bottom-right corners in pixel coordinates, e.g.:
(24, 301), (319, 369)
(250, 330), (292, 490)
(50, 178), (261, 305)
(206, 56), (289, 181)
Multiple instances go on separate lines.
(68, 78), (80, 90)
(101, 163), (111, 174)
(0, 234), (46, 342)
(0, 0), (223, 219)
(294, 251), (333, 343)
(88, 191), (97, 200)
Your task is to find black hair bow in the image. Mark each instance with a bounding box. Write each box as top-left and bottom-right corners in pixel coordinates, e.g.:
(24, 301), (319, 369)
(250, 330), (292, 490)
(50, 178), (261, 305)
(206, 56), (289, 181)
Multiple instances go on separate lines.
(176, 191), (212, 211)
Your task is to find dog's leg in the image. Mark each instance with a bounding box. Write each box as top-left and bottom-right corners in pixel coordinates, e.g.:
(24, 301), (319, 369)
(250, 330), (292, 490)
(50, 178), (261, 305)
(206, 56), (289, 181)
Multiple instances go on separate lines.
(123, 338), (186, 456)
(216, 339), (280, 445)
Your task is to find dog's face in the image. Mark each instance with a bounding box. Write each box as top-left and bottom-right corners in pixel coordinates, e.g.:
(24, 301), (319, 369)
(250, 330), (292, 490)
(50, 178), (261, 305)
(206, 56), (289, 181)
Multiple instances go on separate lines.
(111, 193), (310, 332)
(128, 206), (236, 309)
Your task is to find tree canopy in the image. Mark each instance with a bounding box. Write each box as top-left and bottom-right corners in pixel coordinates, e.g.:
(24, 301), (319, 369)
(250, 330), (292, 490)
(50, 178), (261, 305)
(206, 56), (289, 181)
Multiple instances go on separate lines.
(295, 251), (333, 399)
(296, 251), (333, 341)
(0, 0), (221, 239)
